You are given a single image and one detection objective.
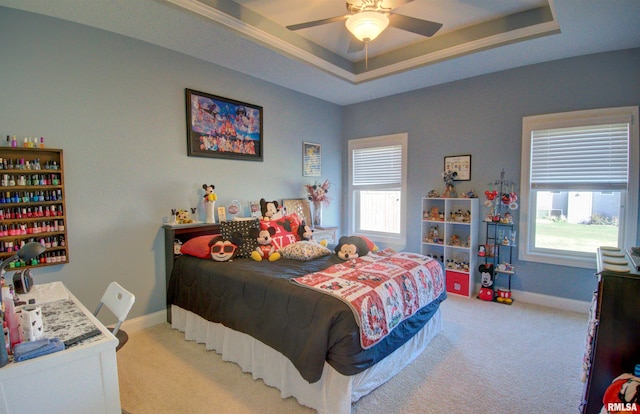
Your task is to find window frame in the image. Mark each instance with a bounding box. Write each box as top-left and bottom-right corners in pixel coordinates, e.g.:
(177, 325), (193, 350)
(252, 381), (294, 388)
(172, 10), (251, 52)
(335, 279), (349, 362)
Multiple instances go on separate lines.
(519, 106), (639, 268)
(347, 133), (408, 247)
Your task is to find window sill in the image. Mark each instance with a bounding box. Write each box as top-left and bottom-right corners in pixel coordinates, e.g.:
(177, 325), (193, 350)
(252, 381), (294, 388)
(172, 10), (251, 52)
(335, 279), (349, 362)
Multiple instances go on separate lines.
(518, 249), (597, 269)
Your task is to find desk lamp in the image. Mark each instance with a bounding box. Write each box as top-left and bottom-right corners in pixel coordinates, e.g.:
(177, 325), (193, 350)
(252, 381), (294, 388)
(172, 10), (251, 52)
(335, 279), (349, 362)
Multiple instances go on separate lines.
(0, 242), (47, 294)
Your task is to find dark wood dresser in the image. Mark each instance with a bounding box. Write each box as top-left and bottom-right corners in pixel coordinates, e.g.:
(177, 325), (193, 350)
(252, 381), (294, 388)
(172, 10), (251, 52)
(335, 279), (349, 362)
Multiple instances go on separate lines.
(581, 247), (640, 413)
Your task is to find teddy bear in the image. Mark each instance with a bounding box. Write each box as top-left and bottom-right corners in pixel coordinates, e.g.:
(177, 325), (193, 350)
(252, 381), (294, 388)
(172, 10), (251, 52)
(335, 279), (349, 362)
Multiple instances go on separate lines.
(259, 198), (284, 221)
(477, 263), (494, 301)
(334, 235), (370, 260)
(175, 209), (193, 224)
(249, 224), (281, 262)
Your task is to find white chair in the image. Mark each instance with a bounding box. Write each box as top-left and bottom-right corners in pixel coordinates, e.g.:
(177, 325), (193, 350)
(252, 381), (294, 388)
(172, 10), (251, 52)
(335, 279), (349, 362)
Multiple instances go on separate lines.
(94, 282), (135, 351)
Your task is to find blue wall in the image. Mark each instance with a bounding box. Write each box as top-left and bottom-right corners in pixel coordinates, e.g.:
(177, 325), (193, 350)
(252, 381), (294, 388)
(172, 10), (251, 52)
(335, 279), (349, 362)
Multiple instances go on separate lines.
(343, 48), (640, 301)
(2, 6), (638, 314)
(0, 7), (342, 320)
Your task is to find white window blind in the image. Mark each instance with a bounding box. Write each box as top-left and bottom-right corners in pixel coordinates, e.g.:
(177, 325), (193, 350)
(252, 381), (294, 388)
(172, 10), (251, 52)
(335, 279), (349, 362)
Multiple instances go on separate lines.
(530, 123), (630, 190)
(352, 145), (402, 186)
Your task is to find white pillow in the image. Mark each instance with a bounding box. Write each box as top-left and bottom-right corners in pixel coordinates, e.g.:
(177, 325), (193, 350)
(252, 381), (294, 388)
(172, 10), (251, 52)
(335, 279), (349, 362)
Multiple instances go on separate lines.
(280, 241), (332, 261)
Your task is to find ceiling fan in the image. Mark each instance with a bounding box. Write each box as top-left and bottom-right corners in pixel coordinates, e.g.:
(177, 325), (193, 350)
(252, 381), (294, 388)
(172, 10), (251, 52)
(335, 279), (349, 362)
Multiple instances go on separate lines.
(286, 0), (443, 54)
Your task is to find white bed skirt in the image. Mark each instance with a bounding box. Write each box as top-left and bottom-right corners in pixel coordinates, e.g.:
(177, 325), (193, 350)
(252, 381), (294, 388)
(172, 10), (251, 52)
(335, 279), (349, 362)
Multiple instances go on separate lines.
(171, 305), (443, 414)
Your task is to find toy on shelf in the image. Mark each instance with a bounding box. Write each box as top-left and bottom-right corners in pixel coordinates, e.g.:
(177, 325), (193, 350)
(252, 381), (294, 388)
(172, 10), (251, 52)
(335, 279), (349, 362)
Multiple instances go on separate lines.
(425, 226), (441, 244)
(177, 209), (192, 224)
(442, 170), (458, 198)
(450, 209), (471, 223)
(483, 169), (518, 223)
(497, 262), (515, 273)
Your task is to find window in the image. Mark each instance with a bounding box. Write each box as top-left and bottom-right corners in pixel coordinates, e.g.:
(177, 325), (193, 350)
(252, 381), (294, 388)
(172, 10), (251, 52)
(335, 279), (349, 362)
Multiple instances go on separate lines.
(519, 107), (639, 268)
(348, 133), (407, 246)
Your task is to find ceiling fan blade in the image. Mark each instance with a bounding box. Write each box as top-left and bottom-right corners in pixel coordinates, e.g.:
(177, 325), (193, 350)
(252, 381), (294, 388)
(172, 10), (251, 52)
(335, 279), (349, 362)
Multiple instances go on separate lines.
(286, 15), (349, 31)
(387, 0), (416, 8)
(388, 14), (443, 37)
(347, 37), (364, 53)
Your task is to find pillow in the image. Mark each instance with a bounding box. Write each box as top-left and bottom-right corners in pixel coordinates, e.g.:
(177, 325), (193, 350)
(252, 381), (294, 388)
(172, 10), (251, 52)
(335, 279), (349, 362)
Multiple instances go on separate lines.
(180, 234), (220, 258)
(220, 218), (259, 258)
(262, 214), (301, 250)
(280, 241), (332, 261)
(357, 235), (379, 252)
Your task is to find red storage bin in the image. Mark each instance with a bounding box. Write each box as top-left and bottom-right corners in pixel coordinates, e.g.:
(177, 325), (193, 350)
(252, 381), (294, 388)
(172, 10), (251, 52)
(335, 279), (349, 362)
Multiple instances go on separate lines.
(446, 270), (471, 297)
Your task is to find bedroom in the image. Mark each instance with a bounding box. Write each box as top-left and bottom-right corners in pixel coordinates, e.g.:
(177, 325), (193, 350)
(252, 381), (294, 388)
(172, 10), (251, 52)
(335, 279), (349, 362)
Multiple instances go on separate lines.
(0, 1), (639, 413)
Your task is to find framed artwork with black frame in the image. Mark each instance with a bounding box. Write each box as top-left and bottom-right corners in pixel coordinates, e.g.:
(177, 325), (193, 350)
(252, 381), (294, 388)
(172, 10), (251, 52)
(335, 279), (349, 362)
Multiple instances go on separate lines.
(444, 154), (472, 181)
(185, 88), (263, 161)
(303, 141), (321, 176)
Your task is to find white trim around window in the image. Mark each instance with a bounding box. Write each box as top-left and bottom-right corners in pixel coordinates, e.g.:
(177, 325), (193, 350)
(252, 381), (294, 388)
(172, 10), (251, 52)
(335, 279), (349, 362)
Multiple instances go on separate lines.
(519, 106), (639, 268)
(348, 133), (408, 247)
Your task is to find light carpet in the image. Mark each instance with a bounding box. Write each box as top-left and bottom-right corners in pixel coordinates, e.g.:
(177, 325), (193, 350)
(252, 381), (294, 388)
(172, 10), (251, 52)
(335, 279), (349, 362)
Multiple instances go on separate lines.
(117, 295), (589, 413)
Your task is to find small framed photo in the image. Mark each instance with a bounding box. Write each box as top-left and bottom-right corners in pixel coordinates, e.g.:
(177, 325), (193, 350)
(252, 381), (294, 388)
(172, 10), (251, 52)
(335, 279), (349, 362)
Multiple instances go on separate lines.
(444, 154), (472, 181)
(303, 142), (321, 177)
(217, 206), (227, 222)
(250, 201), (261, 218)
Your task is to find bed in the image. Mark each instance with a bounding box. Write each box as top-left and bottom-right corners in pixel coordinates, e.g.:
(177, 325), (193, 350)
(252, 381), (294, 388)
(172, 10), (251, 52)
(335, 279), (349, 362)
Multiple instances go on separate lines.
(165, 222), (446, 414)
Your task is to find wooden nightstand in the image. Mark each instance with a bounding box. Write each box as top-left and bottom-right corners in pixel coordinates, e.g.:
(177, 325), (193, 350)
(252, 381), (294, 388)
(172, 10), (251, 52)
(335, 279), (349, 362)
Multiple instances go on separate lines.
(313, 226), (338, 245)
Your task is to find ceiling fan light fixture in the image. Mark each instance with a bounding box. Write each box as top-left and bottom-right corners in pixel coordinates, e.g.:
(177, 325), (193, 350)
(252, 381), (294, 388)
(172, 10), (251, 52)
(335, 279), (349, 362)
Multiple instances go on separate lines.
(345, 11), (389, 42)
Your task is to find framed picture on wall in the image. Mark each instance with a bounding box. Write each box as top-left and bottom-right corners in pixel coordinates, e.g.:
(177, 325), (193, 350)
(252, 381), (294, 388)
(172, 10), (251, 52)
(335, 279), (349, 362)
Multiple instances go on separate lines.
(185, 88), (263, 161)
(444, 154), (472, 181)
(303, 141), (321, 176)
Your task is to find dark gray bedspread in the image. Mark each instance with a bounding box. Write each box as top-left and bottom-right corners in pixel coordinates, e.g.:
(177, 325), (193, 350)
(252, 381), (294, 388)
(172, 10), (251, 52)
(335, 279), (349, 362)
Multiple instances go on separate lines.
(167, 254), (445, 383)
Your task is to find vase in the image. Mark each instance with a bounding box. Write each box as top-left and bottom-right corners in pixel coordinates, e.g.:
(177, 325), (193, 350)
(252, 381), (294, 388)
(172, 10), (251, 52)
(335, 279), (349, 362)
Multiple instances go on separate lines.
(312, 200), (322, 226)
(204, 201), (216, 224)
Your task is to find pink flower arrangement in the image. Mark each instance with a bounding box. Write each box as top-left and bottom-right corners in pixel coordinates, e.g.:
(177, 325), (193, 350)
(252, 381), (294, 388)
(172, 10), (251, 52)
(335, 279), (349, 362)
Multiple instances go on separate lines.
(305, 179), (331, 207)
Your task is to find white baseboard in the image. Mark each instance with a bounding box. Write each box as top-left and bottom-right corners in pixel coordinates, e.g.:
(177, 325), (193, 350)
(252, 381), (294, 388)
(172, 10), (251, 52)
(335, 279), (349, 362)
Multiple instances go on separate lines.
(470, 282), (591, 314)
(505, 289), (590, 314)
(118, 310), (167, 334)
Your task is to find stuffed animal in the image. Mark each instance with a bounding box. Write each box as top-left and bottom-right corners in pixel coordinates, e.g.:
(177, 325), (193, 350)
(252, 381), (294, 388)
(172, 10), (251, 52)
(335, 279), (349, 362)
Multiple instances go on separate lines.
(334, 236), (370, 260)
(477, 263), (494, 301)
(249, 224), (281, 262)
(208, 234), (240, 262)
(259, 198), (284, 221)
(202, 184), (217, 202)
(297, 220), (313, 241)
(175, 209), (193, 224)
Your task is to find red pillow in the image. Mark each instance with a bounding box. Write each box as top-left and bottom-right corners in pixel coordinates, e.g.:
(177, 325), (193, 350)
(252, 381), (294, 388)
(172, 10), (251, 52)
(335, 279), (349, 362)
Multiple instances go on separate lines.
(357, 235), (378, 252)
(262, 214), (301, 250)
(180, 234), (220, 258)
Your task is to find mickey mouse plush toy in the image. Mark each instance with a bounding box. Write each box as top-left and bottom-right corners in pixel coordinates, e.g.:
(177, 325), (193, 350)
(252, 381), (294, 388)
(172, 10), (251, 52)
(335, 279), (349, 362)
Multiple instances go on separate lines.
(297, 220), (313, 240)
(334, 236), (370, 260)
(477, 263), (495, 301)
(202, 184), (216, 202)
(249, 223), (281, 262)
(259, 198), (284, 221)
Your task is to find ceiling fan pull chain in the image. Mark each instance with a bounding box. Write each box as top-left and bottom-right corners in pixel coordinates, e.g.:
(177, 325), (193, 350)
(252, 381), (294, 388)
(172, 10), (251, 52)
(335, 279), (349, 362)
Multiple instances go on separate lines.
(365, 41), (369, 69)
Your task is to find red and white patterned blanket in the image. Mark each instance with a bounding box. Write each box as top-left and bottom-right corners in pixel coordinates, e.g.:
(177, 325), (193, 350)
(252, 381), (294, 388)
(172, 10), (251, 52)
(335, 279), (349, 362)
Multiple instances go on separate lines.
(292, 249), (444, 349)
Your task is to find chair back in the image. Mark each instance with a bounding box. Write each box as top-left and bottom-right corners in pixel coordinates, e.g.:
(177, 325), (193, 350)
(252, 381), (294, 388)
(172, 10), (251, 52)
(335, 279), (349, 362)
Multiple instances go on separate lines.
(94, 282), (135, 336)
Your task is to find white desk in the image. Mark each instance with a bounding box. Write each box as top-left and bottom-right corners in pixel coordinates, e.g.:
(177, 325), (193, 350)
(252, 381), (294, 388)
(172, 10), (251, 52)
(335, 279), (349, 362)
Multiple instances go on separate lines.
(0, 282), (121, 414)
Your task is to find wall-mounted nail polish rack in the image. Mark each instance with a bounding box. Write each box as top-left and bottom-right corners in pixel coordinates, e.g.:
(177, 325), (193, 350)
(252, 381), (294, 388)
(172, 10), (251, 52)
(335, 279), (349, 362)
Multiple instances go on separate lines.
(0, 148), (68, 269)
